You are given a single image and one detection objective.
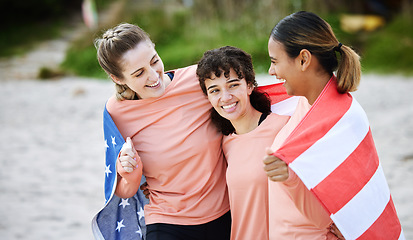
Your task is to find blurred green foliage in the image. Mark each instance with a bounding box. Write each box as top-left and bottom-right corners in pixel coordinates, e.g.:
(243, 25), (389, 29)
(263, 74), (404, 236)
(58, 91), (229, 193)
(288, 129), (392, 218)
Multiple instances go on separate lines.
(62, 0), (413, 78)
(62, 0), (283, 78)
(361, 16), (413, 75)
(3, 0), (412, 77)
(0, 0), (112, 58)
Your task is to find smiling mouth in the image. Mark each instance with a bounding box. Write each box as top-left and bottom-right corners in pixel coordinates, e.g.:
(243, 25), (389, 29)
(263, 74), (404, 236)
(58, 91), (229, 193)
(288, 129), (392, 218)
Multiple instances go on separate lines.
(222, 102), (237, 110)
(146, 80), (160, 88)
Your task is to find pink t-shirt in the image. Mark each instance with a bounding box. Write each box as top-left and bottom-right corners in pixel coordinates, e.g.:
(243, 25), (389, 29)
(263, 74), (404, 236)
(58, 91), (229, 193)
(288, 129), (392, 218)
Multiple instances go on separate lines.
(269, 97), (337, 239)
(106, 65), (229, 225)
(223, 113), (289, 240)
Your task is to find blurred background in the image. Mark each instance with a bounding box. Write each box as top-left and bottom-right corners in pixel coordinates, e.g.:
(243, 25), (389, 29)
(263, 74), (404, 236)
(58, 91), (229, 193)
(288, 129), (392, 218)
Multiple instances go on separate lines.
(1, 1), (412, 239)
(1, 0), (413, 79)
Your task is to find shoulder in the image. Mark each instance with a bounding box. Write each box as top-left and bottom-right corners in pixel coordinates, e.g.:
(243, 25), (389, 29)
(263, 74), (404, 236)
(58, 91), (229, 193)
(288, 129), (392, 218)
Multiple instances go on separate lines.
(267, 112), (290, 125)
(164, 65), (201, 92)
(256, 113), (290, 135)
(288, 96), (311, 121)
(105, 95), (126, 116)
(171, 65), (197, 78)
(105, 95), (118, 111)
(297, 96), (311, 110)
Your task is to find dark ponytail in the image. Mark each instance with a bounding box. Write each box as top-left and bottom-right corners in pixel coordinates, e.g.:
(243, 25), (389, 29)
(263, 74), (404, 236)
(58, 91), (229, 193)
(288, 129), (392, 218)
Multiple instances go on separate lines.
(270, 11), (361, 93)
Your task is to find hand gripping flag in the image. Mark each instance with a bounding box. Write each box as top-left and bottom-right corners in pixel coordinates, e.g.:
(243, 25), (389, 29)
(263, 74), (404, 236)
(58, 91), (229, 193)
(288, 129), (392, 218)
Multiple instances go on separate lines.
(273, 77), (404, 240)
(91, 105), (149, 240)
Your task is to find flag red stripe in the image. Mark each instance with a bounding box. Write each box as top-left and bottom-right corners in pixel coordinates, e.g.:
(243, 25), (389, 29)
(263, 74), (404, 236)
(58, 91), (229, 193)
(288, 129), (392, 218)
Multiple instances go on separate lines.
(312, 130), (379, 213)
(357, 197), (402, 239)
(276, 80), (352, 164)
(257, 83), (291, 104)
(271, 77), (404, 238)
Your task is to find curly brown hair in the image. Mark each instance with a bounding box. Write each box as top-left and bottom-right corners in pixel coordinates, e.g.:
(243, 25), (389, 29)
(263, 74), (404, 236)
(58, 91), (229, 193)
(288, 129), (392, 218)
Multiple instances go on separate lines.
(196, 46), (271, 135)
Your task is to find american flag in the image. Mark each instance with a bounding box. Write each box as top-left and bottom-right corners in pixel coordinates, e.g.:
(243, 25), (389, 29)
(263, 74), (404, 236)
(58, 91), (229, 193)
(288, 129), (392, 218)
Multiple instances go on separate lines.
(271, 78), (404, 239)
(257, 83), (300, 116)
(91, 105), (149, 240)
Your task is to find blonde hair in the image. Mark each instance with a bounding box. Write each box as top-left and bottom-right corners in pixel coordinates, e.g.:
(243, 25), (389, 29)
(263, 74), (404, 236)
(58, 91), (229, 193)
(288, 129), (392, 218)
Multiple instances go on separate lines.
(95, 23), (151, 100)
(270, 11), (361, 93)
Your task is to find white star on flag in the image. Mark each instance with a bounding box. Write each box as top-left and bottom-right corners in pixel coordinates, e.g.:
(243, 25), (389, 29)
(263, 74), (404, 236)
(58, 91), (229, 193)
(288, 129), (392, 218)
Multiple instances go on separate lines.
(105, 164), (112, 177)
(93, 105), (150, 239)
(119, 198), (130, 208)
(137, 207), (144, 220)
(111, 136), (116, 147)
(136, 227), (142, 237)
(116, 219), (125, 232)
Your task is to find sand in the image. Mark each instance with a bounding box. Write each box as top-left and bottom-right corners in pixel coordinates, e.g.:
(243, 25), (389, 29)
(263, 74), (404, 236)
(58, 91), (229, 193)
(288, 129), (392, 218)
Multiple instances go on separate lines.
(0, 23), (412, 240)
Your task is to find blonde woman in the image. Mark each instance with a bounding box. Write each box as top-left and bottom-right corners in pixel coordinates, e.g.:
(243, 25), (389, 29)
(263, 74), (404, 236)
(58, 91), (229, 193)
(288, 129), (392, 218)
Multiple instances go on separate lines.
(94, 23), (230, 240)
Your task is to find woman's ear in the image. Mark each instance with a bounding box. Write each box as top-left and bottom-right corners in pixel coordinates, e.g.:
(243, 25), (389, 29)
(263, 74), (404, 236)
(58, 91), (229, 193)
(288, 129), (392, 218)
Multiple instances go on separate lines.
(110, 74), (124, 85)
(298, 49), (311, 71)
(247, 83), (254, 95)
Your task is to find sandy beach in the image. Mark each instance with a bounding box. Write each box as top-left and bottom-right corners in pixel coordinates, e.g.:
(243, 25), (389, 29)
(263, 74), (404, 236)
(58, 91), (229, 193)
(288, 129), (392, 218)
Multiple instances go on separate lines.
(0, 24), (412, 239)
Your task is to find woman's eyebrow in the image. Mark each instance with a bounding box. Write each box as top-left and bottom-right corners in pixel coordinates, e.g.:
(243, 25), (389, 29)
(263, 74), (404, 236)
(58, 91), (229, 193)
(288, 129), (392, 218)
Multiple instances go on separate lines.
(207, 84), (218, 91)
(130, 54), (157, 76)
(130, 67), (143, 76)
(227, 78), (241, 83)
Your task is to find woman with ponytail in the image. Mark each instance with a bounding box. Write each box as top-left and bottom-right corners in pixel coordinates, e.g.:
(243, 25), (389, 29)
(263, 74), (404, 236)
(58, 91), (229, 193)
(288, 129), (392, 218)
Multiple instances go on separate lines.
(267, 11), (361, 103)
(264, 11), (403, 239)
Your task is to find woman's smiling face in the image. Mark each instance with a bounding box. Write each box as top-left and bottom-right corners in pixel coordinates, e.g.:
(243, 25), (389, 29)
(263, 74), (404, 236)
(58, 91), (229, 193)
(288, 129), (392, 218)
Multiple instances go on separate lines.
(116, 41), (167, 99)
(268, 38), (305, 97)
(204, 68), (254, 123)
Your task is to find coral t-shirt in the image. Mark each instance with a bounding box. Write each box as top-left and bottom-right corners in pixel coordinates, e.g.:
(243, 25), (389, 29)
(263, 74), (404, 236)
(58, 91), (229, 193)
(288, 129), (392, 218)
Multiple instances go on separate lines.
(106, 65), (229, 225)
(223, 113), (289, 240)
(269, 97), (337, 239)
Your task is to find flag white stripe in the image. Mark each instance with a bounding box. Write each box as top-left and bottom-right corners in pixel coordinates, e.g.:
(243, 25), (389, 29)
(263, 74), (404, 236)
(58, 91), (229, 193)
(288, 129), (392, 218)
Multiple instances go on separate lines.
(331, 163), (391, 240)
(271, 96), (300, 116)
(289, 98), (370, 189)
(399, 230), (406, 240)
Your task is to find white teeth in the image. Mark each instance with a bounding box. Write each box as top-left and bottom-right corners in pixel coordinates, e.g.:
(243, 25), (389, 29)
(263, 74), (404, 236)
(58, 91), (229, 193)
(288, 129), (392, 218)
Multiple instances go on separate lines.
(147, 81), (159, 87)
(222, 103), (236, 109)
